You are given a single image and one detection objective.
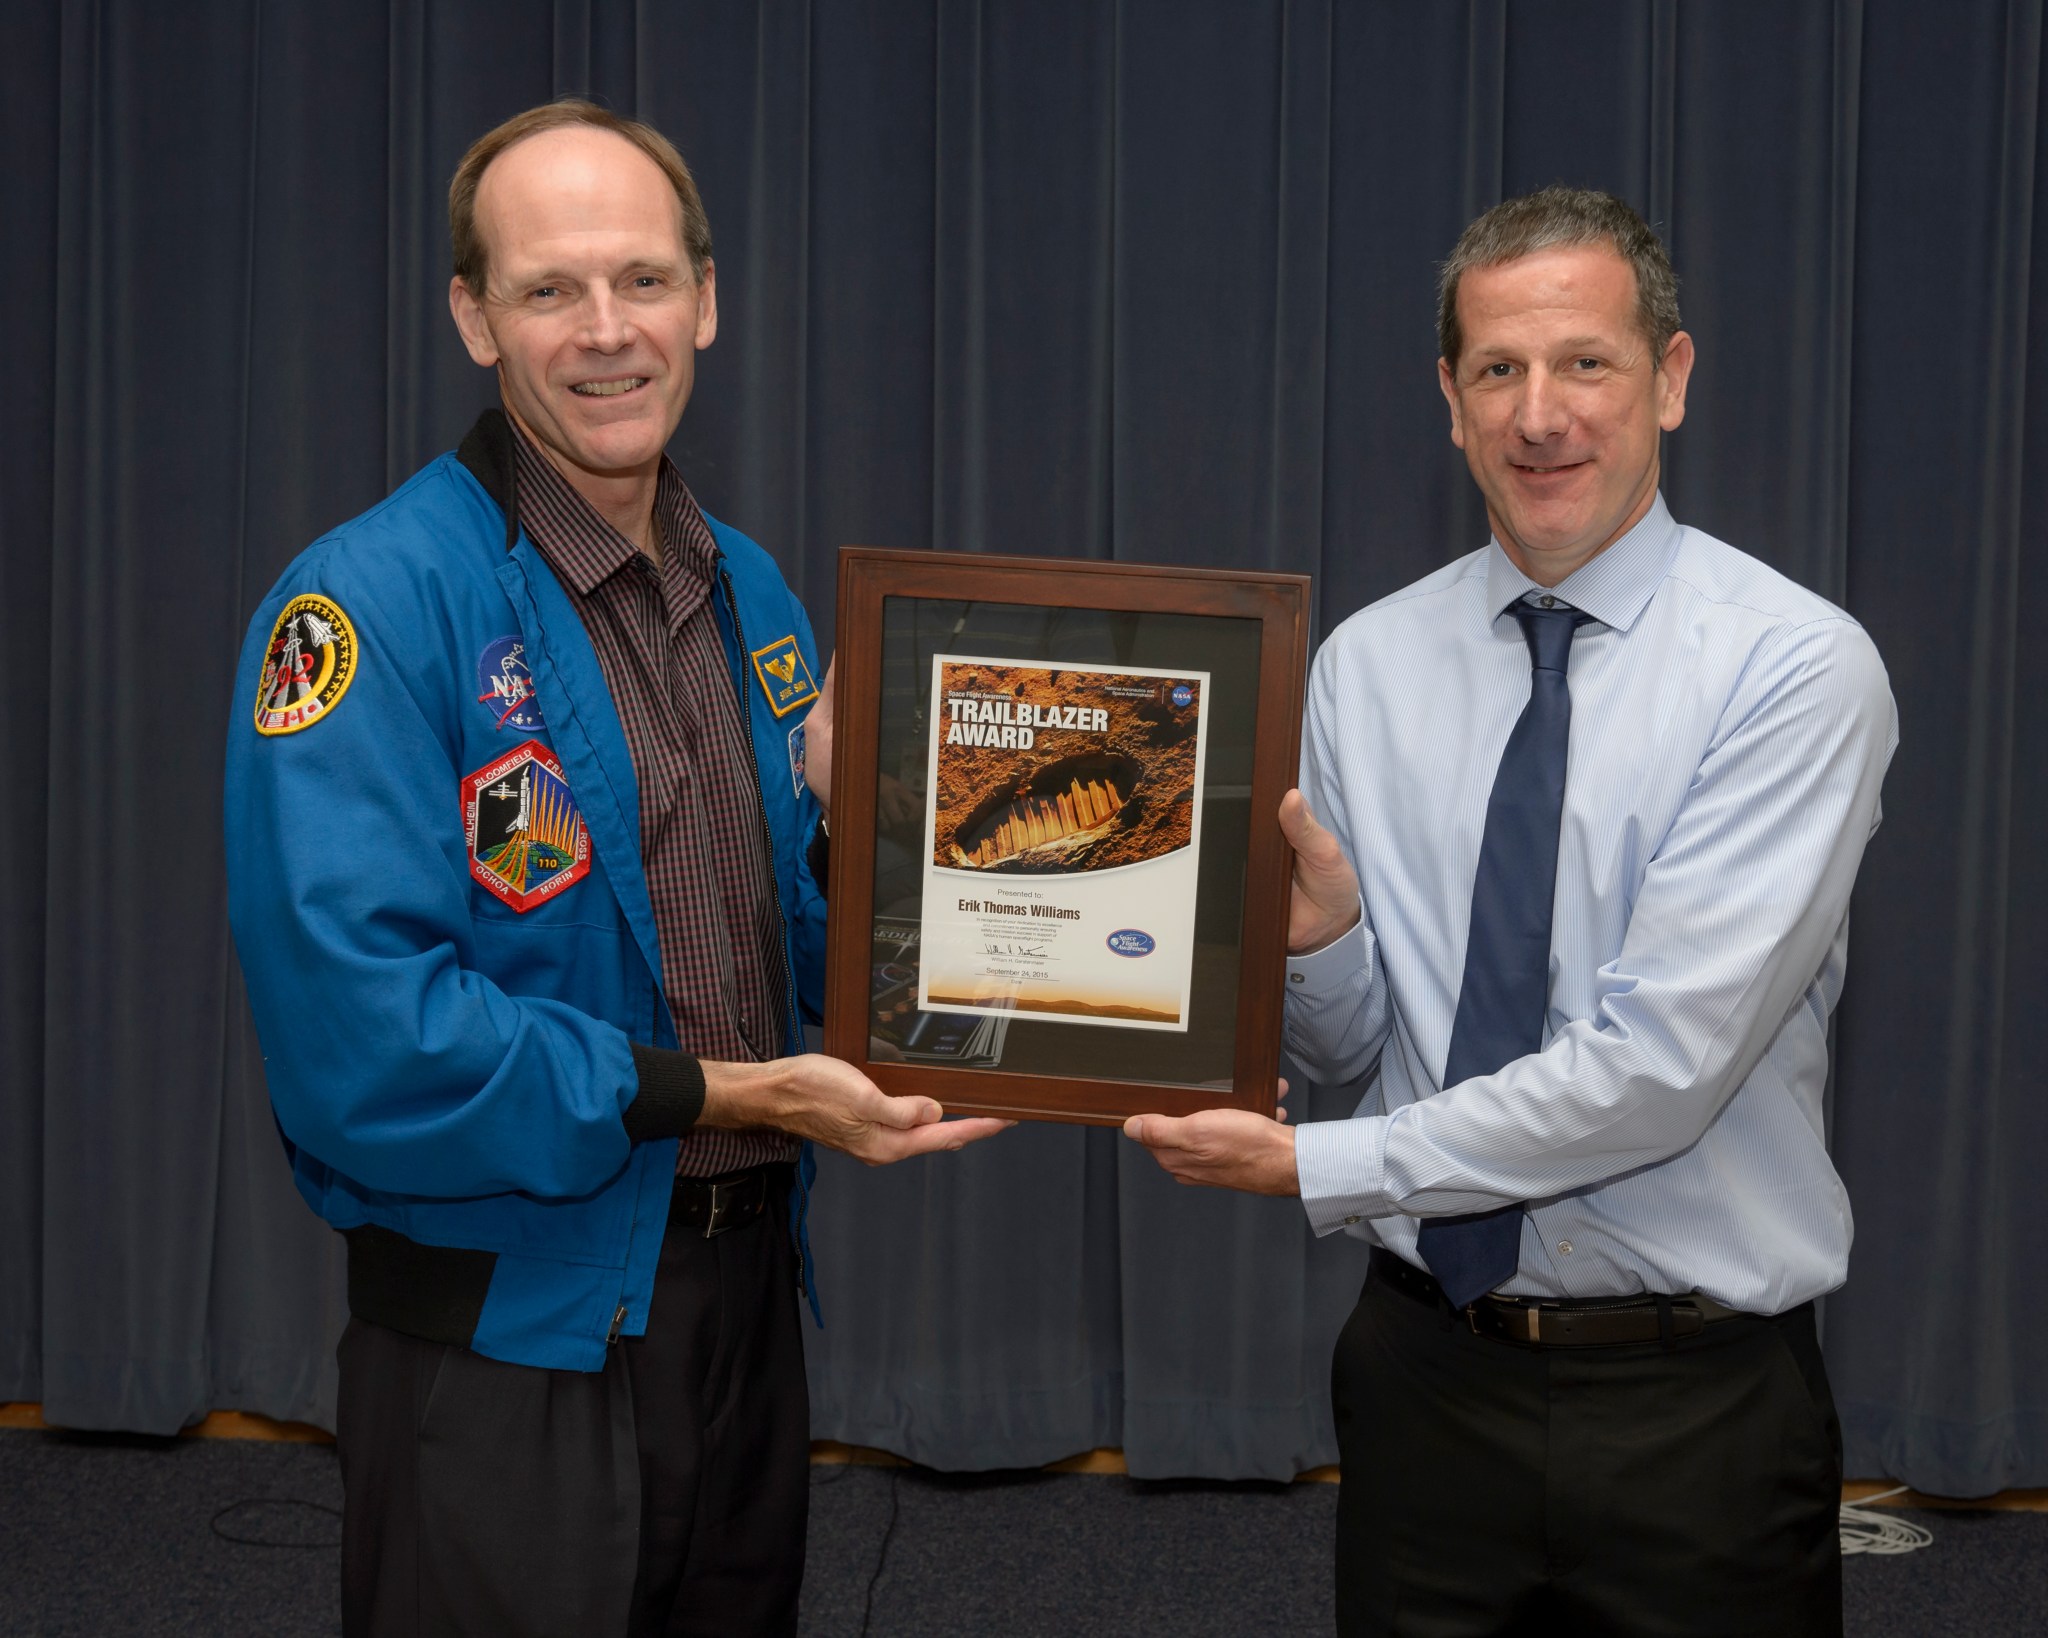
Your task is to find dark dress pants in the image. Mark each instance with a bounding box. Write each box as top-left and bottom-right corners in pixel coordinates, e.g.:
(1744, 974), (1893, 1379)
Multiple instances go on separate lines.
(336, 1186), (809, 1638)
(1332, 1260), (1843, 1638)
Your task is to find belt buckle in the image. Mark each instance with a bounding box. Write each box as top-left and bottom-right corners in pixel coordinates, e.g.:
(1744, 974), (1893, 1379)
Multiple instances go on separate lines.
(1467, 1297), (1546, 1344)
(701, 1178), (745, 1238)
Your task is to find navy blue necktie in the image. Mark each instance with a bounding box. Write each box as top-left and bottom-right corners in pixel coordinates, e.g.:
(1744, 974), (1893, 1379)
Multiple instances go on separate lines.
(1417, 600), (1589, 1309)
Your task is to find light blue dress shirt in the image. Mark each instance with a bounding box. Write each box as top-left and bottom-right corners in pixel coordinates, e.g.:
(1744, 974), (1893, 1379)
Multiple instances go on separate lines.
(1287, 495), (1897, 1314)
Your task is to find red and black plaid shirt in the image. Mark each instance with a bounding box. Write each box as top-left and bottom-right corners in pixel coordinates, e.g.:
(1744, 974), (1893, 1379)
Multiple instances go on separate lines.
(513, 427), (796, 1176)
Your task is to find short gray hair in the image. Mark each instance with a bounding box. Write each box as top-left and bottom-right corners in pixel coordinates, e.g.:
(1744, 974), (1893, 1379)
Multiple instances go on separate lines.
(1437, 187), (1681, 372)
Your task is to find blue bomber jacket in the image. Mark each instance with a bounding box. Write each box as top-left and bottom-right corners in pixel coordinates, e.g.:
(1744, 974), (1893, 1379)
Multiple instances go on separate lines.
(224, 411), (827, 1371)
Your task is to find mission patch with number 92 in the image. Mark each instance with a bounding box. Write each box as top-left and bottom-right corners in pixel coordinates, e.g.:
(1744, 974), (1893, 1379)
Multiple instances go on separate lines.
(254, 594), (359, 735)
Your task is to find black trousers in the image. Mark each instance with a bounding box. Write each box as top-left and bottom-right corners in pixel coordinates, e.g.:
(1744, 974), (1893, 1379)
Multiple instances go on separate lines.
(336, 1181), (809, 1638)
(1332, 1256), (1843, 1638)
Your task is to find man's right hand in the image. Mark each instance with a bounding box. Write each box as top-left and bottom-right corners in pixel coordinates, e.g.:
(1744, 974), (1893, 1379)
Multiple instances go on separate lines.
(699, 1053), (1013, 1164)
(1279, 788), (1362, 954)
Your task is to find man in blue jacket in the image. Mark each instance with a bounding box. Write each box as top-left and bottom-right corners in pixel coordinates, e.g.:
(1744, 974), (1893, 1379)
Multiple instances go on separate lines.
(225, 100), (1005, 1637)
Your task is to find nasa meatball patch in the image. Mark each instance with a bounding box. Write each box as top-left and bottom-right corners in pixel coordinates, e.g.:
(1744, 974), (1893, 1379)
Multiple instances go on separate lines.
(254, 594), (359, 735)
(461, 740), (591, 912)
(475, 634), (546, 732)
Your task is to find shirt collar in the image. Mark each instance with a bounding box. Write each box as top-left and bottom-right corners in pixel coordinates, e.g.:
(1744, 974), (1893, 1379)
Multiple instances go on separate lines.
(508, 420), (718, 596)
(1481, 491), (1681, 632)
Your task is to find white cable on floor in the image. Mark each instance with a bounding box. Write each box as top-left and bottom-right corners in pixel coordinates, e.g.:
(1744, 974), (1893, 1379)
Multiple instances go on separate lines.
(1839, 1485), (1935, 1556)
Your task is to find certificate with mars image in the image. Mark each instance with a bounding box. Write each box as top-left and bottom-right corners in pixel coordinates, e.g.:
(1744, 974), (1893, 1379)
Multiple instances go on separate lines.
(917, 656), (1209, 1031)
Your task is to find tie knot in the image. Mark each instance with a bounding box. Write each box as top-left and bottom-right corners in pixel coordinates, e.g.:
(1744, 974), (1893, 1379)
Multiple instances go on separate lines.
(1512, 600), (1586, 674)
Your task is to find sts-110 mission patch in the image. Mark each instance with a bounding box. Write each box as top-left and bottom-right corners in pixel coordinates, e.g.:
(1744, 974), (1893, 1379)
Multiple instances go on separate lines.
(254, 594), (359, 735)
(462, 740), (591, 912)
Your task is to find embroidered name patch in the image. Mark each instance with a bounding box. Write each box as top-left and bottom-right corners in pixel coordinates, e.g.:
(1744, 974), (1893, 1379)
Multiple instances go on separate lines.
(462, 740), (591, 912)
(750, 635), (819, 718)
(475, 634), (545, 731)
(254, 594), (358, 735)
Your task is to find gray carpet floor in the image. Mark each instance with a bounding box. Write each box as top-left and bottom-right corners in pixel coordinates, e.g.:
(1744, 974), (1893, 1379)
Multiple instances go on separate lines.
(1, 1429), (2042, 1635)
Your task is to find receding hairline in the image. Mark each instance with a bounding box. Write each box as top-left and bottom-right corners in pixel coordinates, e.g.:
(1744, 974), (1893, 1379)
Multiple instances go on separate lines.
(448, 99), (714, 296)
(466, 126), (695, 287)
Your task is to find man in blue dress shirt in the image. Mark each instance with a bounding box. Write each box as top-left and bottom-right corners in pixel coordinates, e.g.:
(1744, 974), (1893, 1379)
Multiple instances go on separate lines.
(1126, 189), (1896, 1634)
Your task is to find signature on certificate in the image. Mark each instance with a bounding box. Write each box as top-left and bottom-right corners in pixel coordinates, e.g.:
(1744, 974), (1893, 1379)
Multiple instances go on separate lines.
(982, 941), (1053, 960)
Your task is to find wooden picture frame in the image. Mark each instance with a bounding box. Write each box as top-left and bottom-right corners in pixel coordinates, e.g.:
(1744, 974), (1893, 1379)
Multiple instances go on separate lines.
(821, 549), (1310, 1125)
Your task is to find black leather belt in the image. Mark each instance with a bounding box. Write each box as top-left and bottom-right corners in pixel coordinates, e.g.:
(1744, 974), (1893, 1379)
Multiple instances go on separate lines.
(1370, 1246), (1748, 1348)
(670, 1164), (788, 1237)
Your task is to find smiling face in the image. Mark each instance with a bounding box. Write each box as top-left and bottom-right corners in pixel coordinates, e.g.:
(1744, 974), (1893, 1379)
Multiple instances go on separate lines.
(1438, 243), (1693, 586)
(448, 125), (715, 497)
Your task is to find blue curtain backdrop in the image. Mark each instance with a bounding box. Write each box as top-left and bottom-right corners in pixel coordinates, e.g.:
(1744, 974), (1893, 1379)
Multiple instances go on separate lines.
(4, 0), (2042, 1495)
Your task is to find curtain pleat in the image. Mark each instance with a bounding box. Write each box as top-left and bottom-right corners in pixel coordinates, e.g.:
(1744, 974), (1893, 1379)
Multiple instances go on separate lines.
(0, 0), (63, 1411)
(1825, 0), (2046, 1497)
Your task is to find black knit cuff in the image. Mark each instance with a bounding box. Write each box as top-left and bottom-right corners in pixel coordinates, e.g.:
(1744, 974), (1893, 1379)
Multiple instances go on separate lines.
(806, 816), (831, 896)
(624, 1044), (706, 1141)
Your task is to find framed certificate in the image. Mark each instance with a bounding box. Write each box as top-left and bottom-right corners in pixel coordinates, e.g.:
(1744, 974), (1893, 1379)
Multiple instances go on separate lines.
(822, 549), (1310, 1125)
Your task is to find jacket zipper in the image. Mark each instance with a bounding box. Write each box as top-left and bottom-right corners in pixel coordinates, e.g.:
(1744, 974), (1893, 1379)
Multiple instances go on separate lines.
(716, 566), (811, 1301)
(712, 569), (806, 1302)
(714, 565), (802, 1059)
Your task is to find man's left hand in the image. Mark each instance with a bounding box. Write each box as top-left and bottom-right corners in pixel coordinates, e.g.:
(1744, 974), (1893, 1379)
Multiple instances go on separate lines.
(802, 656), (917, 828)
(1122, 1102), (1300, 1196)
